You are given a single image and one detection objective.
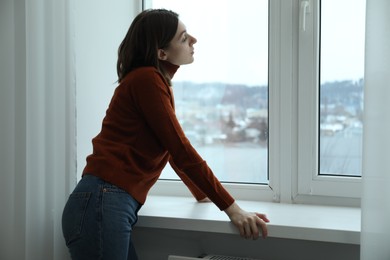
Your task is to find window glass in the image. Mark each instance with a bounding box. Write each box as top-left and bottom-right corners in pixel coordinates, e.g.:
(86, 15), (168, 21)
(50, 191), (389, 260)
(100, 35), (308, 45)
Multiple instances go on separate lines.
(319, 0), (365, 177)
(144, 0), (269, 183)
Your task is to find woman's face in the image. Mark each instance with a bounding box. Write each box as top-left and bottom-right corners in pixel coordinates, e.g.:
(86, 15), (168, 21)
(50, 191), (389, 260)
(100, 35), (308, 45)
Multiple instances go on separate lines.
(159, 20), (197, 66)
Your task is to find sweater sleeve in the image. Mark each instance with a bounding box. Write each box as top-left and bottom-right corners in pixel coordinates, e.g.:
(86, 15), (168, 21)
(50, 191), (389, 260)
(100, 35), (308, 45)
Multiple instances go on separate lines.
(131, 68), (234, 210)
(169, 157), (207, 201)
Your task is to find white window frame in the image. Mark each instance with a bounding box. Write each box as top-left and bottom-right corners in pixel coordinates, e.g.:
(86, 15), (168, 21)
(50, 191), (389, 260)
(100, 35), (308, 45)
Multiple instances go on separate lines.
(142, 0), (276, 202)
(141, 0), (362, 206)
(296, 0), (361, 204)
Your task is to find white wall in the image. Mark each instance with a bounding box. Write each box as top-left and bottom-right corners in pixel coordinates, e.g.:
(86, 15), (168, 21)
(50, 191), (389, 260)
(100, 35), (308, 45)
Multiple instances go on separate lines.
(361, 0), (390, 258)
(74, 0), (141, 178)
(133, 227), (359, 260)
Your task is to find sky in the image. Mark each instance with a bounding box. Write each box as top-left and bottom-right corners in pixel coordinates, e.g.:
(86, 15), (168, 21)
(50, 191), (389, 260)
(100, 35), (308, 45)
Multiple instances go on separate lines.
(321, 0), (366, 83)
(146, 0), (366, 86)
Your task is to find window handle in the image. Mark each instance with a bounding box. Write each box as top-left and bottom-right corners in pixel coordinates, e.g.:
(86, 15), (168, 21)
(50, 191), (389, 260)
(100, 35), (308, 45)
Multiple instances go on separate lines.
(300, 0), (311, 32)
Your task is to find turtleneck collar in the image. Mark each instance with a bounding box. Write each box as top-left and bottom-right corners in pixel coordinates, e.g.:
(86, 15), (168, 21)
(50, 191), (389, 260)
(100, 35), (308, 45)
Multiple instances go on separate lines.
(160, 60), (180, 80)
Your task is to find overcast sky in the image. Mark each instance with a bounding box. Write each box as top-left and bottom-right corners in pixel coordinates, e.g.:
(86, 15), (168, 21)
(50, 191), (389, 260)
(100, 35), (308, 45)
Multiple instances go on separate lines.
(147, 0), (365, 86)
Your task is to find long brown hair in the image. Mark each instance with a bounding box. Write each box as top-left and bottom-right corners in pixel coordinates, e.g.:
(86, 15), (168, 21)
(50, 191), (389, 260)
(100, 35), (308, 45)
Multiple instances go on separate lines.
(116, 9), (179, 83)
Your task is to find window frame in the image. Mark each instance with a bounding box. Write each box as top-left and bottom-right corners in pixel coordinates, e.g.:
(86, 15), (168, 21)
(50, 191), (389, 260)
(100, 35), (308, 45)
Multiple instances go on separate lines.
(296, 0), (361, 202)
(142, 0), (362, 206)
(143, 0), (276, 202)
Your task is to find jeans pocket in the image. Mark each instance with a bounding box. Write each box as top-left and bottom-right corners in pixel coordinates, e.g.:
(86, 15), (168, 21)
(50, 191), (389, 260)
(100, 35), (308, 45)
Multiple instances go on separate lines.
(62, 192), (92, 246)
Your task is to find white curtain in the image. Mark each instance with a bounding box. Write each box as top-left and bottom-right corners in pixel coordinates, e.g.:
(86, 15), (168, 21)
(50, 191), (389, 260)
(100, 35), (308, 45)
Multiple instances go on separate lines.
(361, 0), (390, 259)
(0, 0), (76, 259)
(0, 0), (139, 259)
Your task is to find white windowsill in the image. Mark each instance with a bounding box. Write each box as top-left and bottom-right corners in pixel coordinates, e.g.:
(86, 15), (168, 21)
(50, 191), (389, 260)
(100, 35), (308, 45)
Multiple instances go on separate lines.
(137, 195), (361, 245)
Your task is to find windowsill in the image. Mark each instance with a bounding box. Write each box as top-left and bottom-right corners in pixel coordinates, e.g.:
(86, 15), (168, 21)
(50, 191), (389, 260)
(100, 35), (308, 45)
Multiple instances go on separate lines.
(137, 195), (361, 245)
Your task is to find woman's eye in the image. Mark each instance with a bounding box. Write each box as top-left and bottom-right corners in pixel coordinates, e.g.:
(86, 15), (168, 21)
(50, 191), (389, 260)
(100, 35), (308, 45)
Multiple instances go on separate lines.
(182, 35), (188, 42)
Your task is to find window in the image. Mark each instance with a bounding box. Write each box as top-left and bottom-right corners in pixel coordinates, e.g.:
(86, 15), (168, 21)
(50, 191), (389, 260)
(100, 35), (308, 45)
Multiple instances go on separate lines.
(143, 0), (366, 204)
(319, 0), (365, 177)
(298, 0), (365, 200)
(144, 0), (269, 185)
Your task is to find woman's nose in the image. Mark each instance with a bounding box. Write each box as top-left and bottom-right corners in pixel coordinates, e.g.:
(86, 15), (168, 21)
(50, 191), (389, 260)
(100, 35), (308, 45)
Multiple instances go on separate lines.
(190, 34), (197, 45)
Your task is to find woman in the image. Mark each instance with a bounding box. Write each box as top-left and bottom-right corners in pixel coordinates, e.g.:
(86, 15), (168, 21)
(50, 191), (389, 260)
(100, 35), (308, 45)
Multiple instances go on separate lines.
(62, 8), (269, 260)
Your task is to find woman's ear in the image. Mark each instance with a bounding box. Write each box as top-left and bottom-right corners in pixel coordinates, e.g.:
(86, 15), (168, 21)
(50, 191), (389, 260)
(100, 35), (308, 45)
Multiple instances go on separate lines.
(158, 49), (168, 61)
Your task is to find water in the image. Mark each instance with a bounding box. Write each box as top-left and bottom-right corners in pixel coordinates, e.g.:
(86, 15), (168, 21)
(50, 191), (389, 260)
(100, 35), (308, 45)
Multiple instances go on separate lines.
(161, 143), (268, 184)
(161, 126), (362, 183)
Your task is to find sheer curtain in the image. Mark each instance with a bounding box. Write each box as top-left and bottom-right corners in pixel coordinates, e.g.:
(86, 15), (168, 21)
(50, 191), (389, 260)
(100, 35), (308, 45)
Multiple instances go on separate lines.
(0, 0), (75, 259)
(361, 0), (390, 259)
(0, 0), (139, 259)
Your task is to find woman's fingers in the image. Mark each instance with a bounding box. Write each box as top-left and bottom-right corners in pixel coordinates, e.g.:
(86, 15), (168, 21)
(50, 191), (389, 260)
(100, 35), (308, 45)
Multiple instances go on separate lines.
(248, 218), (260, 239)
(256, 212), (270, 223)
(244, 221), (254, 239)
(237, 222), (245, 238)
(255, 212), (269, 239)
(256, 216), (268, 239)
(225, 204), (270, 240)
(237, 215), (268, 240)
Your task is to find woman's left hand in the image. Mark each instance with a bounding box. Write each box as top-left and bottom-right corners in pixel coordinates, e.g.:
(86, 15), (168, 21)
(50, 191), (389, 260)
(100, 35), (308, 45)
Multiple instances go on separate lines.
(224, 202), (270, 240)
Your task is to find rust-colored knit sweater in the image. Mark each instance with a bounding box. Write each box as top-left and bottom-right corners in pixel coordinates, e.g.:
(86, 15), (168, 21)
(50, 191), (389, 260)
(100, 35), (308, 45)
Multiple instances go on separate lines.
(83, 62), (234, 210)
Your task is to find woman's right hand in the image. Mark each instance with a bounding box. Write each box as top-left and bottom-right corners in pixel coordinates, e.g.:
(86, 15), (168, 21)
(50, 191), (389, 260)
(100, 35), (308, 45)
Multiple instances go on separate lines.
(224, 202), (269, 240)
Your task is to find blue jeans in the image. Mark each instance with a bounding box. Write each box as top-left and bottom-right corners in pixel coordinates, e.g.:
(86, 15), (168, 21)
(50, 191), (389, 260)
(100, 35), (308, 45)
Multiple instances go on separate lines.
(62, 174), (141, 260)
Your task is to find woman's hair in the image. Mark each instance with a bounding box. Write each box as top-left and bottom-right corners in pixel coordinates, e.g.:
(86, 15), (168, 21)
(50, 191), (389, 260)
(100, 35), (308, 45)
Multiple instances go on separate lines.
(117, 9), (179, 83)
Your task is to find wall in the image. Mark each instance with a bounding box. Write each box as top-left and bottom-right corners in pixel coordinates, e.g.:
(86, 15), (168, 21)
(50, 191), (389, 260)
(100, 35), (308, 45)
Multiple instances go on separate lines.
(74, 0), (140, 178)
(133, 227), (359, 260)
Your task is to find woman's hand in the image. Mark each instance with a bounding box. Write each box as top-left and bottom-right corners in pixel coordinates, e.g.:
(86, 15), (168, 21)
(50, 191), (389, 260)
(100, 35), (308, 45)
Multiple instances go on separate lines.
(224, 202), (270, 240)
